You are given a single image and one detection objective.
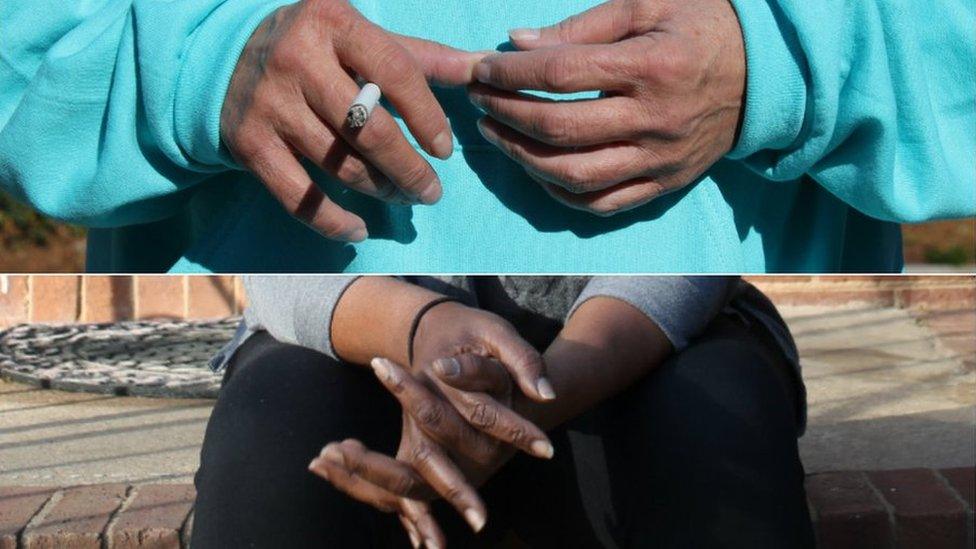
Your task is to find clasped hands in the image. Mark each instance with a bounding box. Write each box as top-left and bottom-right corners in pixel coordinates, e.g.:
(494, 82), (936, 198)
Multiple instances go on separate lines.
(222, 0), (745, 240)
(309, 300), (557, 548)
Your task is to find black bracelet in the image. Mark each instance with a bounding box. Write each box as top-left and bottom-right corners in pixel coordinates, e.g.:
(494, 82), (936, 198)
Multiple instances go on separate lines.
(407, 297), (458, 367)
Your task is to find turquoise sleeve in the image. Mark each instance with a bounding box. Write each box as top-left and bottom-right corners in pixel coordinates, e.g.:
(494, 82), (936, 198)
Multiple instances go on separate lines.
(728, 0), (976, 223)
(0, 0), (293, 227)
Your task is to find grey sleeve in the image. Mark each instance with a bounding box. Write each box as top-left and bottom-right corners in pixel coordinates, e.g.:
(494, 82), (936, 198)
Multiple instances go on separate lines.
(568, 276), (741, 351)
(242, 275), (360, 359)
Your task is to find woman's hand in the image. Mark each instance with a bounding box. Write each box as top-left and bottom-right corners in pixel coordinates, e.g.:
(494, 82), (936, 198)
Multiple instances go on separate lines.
(310, 356), (546, 548)
(412, 300), (555, 404)
(313, 296), (675, 547)
(468, 0), (745, 216)
(221, 0), (484, 241)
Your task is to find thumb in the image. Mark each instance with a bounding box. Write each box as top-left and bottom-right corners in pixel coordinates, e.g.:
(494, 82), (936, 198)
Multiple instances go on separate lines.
(430, 354), (511, 394)
(484, 327), (555, 402)
(394, 34), (489, 86)
(508, 0), (639, 50)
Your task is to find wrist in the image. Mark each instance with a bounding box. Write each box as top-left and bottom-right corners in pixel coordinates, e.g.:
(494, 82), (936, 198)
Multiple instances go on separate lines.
(175, 0), (293, 169)
(516, 297), (672, 430)
(408, 298), (461, 368)
(331, 277), (448, 366)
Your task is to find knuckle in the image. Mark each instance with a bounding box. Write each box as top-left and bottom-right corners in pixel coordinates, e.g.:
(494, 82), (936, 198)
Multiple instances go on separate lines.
(231, 132), (265, 160)
(409, 443), (433, 465)
(415, 400), (445, 428)
(443, 485), (466, 504)
(269, 44), (305, 73)
(368, 44), (417, 85)
(309, 209), (347, 237)
(356, 119), (401, 155)
(390, 474), (417, 496)
(468, 401), (498, 430)
(376, 181), (401, 202)
(643, 48), (694, 86)
(315, 0), (358, 36)
(333, 157), (369, 184)
(542, 55), (577, 92)
(556, 163), (597, 192)
(506, 425), (527, 446)
(395, 160), (434, 194)
(534, 113), (576, 144)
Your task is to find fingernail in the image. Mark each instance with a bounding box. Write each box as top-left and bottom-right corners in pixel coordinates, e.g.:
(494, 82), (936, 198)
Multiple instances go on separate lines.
(508, 28), (540, 42)
(473, 62), (491, 84)
(425, 538), (442, 549)
(530, 439), (555, 459)
(418, 182), (442, 205)
(370, 357), (395, 382)
(432, 357), (460, 377)
(536, 377), (556, 400)
(344, 226), (368, 243)
(308, 457), (322, 471)
(431, 129), (453, 160)
(321, 445), (344, 465)
(467, 91), (485, 110)
(464, 508), (486, 532)
(408, 530), (421, 548)
(476, 118), (492, 141)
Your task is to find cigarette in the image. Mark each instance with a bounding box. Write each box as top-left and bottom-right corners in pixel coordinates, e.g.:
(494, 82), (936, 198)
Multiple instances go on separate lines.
(346, 82), (381, 128)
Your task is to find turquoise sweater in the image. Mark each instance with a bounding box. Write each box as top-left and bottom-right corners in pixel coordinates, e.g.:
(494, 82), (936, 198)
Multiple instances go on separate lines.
(1, 0), (973, 272)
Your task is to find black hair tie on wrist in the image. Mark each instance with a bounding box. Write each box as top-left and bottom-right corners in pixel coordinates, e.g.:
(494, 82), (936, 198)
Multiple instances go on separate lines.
(408, 297), (458, 367)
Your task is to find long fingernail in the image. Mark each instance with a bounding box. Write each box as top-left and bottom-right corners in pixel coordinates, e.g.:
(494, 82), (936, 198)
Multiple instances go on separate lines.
(431, 124), (453, 160)
(508, 28), (540, 42)
(417, 182), (442, 205)
(432, 357), (460, 377)
(530, 439), (555, 459)
(370, 357), (394, 381)
(407, 530), (421, 548)
(536, 377), (556, 400)
(464, 508), (486, 532)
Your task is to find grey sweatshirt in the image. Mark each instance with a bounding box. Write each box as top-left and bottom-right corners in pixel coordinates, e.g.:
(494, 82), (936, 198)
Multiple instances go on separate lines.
(213, 276), (805, 430)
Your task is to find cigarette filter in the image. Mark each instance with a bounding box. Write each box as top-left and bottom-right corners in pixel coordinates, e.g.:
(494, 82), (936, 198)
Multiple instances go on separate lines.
(346, 83), (382, 128)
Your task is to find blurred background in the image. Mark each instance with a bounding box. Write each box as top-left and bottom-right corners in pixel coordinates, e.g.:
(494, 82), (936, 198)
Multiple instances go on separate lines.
(1, 191), (973, 272)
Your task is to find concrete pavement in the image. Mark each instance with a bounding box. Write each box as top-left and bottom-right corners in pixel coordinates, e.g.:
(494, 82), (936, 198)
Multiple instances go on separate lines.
(1, 304), (973, 485)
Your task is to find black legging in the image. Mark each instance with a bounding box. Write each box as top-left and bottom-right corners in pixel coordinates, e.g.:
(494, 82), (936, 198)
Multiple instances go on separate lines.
(192, 313), (814, 548)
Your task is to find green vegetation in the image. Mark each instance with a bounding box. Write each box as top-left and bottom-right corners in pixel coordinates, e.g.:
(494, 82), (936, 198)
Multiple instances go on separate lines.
(924, 245), (972, 266)
(0, 191), (85, 249)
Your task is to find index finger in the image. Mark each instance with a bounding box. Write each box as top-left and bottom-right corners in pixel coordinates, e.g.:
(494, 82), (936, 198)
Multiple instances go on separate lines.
(473, 44), (633, 93)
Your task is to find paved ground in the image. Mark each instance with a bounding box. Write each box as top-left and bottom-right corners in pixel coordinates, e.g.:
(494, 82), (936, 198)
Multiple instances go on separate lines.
(1, 305), (973, 485)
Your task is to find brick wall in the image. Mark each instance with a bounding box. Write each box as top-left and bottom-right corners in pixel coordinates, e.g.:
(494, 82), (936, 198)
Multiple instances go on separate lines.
(0, 275), (972, 329)
(0, 276), (247, 328)
(747, 275), (975, 308)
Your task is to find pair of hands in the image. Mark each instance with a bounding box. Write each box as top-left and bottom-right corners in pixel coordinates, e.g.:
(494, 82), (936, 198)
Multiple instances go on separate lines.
(310, 301), (557, 548)
(221, 0), (746, 240)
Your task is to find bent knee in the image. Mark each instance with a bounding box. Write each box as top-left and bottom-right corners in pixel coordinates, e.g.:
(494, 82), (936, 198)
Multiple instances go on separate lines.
(637, 337), (798, 448)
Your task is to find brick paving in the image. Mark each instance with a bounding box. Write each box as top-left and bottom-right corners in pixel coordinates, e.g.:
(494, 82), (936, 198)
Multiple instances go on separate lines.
(0, 468), (971, 547)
